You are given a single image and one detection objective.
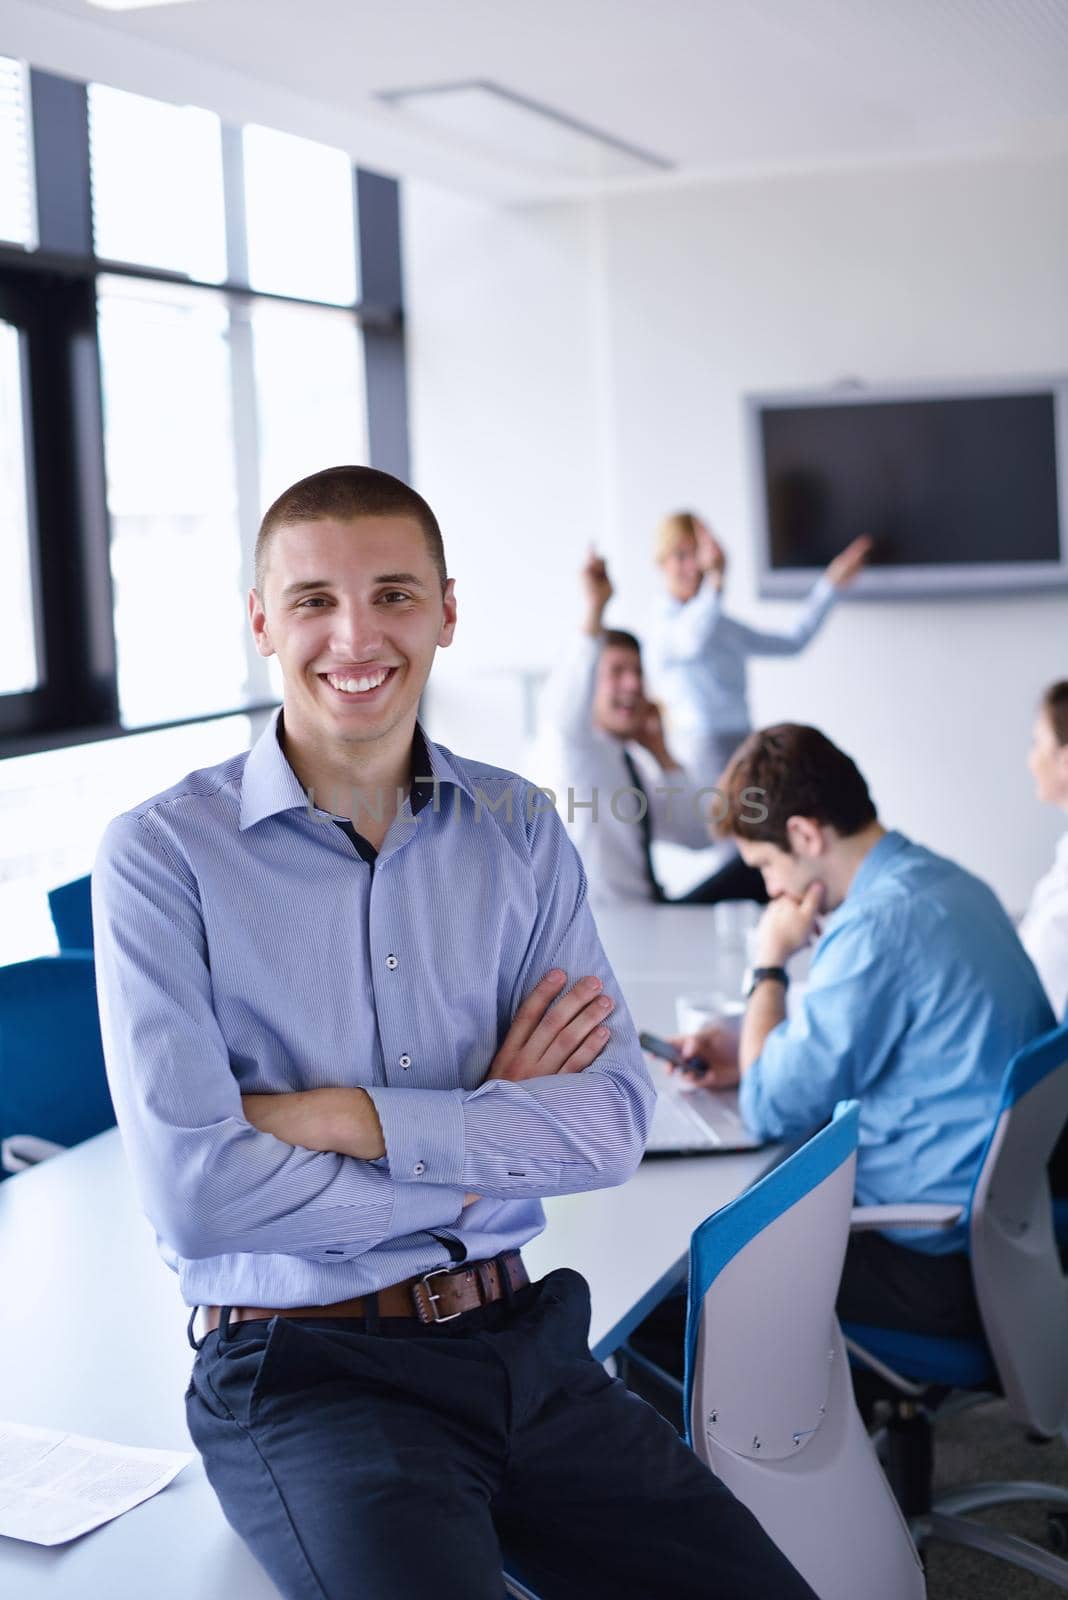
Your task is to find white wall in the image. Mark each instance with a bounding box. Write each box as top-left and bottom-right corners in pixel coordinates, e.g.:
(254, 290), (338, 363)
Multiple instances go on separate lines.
(403, 181), (604, 775)
(598, 151), (1068, 912)
(406, 151), (1068, 910)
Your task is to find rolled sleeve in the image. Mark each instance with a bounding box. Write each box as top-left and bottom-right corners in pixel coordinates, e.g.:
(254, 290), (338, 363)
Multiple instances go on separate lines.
(538, 634), (601, 746)
(733, 576), (837, 658)
(740, 913), (905, 1141)
(649, 766), (717, 850)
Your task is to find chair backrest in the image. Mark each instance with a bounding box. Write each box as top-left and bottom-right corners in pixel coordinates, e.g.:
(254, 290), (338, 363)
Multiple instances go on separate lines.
(0, 954), (114, 1167)
(48, 873), (94, 952)
(968, 1020), (1068, 1436)
(686, 1103), (925, 1600)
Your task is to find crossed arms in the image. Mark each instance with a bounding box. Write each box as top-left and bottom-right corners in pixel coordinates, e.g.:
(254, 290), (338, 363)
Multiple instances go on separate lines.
(91, 802), (655, 1266)
(242, 969), (616, 1178)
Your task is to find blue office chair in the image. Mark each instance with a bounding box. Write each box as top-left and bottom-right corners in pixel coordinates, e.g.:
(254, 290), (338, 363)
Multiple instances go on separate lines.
(684, 1102), (926, 1600)
(47, 872), (94, 952)
(844, 1020), (1068, 1589)
(0, 953), (115, 1178)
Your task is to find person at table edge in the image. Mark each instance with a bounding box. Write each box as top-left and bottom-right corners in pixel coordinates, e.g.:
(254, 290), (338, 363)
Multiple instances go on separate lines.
(672, 723), (1053, 1350)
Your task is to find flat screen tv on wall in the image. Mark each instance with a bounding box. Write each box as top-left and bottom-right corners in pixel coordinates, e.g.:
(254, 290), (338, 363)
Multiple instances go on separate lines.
(747, 379), (1068, 598)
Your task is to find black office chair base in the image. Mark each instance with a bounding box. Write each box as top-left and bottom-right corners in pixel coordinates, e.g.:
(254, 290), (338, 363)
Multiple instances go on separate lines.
(877, 1392), (1068, 1585)
(884, 1402), (933, 1519)
(914, 1508), (1068, 1590)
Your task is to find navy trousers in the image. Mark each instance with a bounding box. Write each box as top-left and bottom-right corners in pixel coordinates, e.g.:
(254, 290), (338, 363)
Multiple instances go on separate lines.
(186, 1268), (816, 1600)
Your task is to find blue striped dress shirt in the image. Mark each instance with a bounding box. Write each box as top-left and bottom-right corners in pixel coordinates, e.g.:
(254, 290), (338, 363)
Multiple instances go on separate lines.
(91, 709), (655, 1308)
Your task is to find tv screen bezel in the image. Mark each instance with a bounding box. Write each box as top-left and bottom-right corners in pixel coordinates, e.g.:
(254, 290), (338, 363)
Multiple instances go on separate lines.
(746, 375), (1068, 600)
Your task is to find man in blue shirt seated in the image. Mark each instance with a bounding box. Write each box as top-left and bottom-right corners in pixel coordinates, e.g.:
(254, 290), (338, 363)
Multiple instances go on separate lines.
(92, 466), (815, 1600)
(673, 722), (1054, 1343)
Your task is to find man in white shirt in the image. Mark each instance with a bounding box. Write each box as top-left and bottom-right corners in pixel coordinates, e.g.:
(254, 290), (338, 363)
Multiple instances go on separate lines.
(535, 551), (715, 906)
(1021, 679), (1068, 1021)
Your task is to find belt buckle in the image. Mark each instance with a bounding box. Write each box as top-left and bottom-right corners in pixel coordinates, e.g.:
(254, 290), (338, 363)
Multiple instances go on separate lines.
(417, 1265), (466, 1324)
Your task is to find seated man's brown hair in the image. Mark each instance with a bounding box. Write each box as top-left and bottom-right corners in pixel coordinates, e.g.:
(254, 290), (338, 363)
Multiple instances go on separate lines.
(1043, 679), (1068, 746)
(718, 723), (877, 848)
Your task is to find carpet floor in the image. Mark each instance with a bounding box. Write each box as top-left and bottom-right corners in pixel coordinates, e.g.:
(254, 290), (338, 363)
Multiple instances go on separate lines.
(923, 1396), (1068, 1598)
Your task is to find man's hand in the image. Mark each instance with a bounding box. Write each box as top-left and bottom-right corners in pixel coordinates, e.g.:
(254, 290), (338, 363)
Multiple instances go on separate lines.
(631, 698), (680, 773)
(825, 534), (873, 590)
(694, 521), (727, 588)
(666, 1027), (740, 1090)
(488, 969), (613, 1082)
(581, 548), (613, 634)
(242, 1087), (385, 1161)
(754, 883), (824, 967)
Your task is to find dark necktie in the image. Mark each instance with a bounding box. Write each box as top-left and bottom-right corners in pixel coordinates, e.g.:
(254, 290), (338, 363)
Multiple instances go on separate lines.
(622, 748), (666, 903)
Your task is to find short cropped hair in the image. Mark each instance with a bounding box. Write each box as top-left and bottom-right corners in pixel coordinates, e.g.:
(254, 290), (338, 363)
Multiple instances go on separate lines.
(717, 724), (877, 847)
(255, 466), (447, 597)
(602, 628), (642, 657)
(654, 510), (700, 565)
(1042, 680), (1068, 747)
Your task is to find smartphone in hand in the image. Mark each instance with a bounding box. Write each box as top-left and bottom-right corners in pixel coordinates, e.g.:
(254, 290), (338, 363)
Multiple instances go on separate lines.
(638, 1031), (705, 1076)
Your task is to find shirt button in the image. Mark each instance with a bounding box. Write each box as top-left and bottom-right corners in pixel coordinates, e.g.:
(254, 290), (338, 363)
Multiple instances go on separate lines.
(413, 1161), (426, 1176)
(399, 1054), (412, 1069)
(385, 954), (398, 970)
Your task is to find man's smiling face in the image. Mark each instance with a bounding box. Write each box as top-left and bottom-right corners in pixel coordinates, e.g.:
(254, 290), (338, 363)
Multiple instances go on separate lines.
(593, 644), (645, 740)
(249, 515), (456, 756)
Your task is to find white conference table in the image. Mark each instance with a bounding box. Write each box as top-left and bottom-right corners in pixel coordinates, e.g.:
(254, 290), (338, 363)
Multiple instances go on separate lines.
(0, 902), (781, 1596)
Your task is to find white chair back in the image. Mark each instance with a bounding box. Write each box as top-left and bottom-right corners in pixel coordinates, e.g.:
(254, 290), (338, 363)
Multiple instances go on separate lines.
(969, 1023), (1068, 1437)
(687, 1105), (925, 1600)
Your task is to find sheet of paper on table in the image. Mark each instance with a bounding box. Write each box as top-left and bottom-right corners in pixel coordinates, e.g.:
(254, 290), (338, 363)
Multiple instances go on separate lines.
(0, 1420), (192, 1546)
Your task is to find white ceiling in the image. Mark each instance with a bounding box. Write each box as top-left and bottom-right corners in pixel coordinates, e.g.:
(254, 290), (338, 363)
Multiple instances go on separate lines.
(13, 0), (1068, 200)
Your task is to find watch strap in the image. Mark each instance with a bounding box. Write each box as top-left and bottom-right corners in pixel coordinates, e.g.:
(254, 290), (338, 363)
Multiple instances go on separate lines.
(746, 966), (789, 998)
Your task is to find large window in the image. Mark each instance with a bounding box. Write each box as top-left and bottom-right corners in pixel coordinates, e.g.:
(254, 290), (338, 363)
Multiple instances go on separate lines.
(251, 298), (367, 508)
(243, 124), (358, 304)
(0, 62), (403, 757)
(88, 85), (227, 281)
(0, 316), (37, 695)
(0, 56), (35, 250)
(97, 277), (248, 726)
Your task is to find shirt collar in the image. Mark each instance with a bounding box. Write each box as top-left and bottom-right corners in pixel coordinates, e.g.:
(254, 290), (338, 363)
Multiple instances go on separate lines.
(239, 706), (475, 831)
(842, 827), (910, 901)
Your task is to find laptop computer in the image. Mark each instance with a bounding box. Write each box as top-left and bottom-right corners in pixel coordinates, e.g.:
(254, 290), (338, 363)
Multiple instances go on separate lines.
(644, 1078), (765, 1156)
(637, 1026), (765, 1156)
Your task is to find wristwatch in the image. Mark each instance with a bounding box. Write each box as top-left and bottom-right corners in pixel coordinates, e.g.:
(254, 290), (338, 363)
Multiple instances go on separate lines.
(745, 966), (789, 999)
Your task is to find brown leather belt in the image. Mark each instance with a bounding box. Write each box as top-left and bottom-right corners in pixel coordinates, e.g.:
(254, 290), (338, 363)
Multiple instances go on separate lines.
(202, 1251), (528, 1333)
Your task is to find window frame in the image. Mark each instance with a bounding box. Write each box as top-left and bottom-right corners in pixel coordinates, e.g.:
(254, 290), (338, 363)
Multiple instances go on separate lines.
(0, 66), (408, 760)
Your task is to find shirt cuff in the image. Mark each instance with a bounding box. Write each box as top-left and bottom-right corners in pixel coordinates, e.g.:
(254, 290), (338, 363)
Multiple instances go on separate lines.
(388, 1178), (466, 1240)
(366, 1085), (466, 1187)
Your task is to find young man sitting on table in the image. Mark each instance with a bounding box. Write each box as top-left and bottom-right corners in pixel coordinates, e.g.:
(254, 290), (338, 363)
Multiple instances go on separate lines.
(92, 466), (816, 1600)
(633, 723), (1053, 1392)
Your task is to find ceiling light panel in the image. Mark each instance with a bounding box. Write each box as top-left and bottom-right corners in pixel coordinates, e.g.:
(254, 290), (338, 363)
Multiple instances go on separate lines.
(377, 80), (671, 180)
(86, 1), (202, 12)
